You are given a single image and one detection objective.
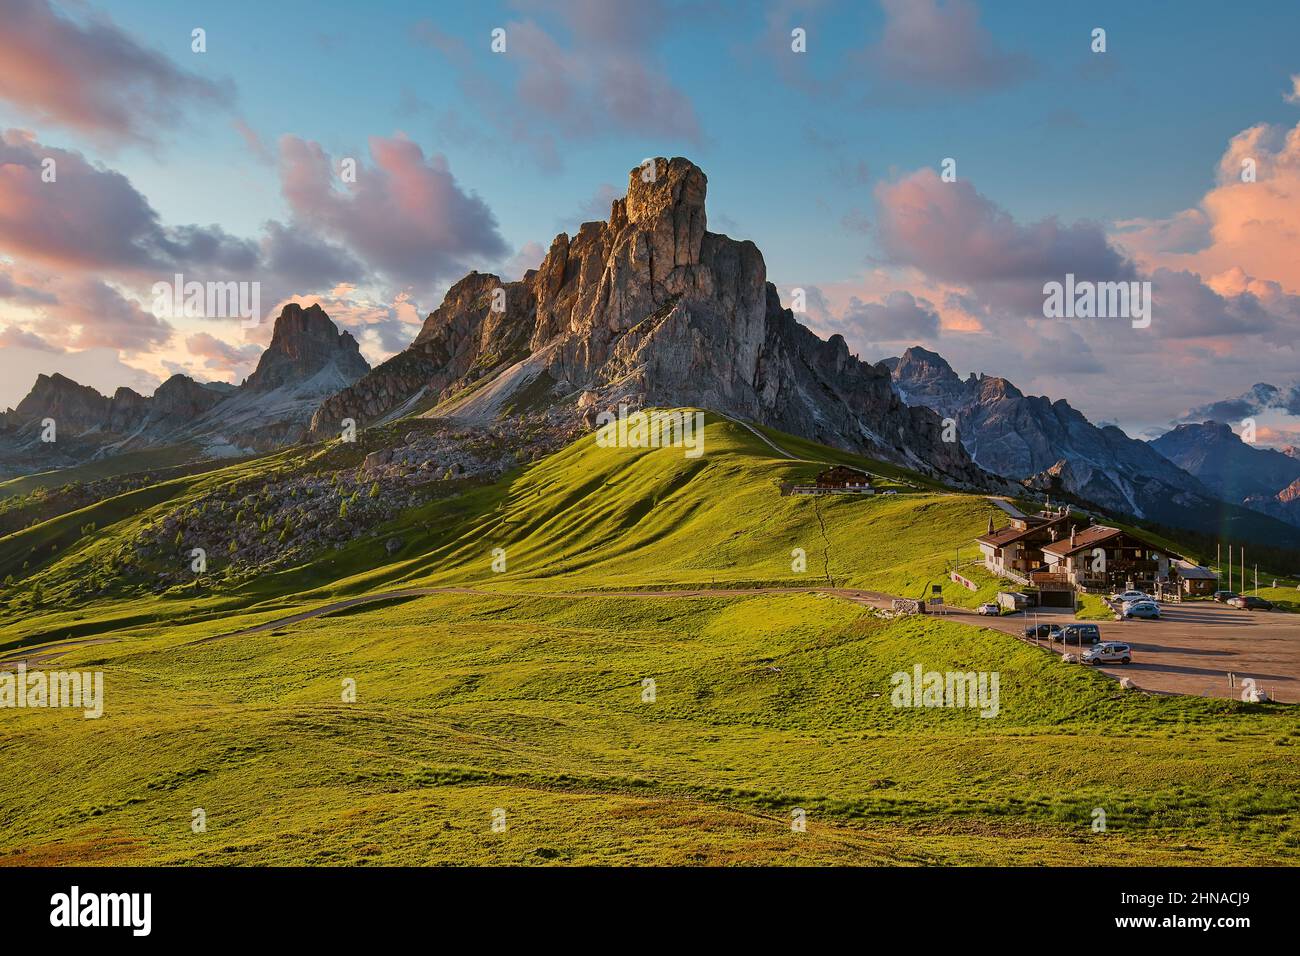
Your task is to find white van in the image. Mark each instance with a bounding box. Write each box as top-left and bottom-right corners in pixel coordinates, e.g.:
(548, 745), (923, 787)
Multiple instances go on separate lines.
(1082, 642), (1132, 665)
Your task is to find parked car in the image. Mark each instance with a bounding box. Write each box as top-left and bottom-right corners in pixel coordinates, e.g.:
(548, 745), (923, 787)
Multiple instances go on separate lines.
(1228, 595), (1274, 611)
(1122, 601), (1161, 619)
(1083, 642), (1132, 665)
(1112, 590), (1152, 605)
(1213, 590), (1239, 603)
(1053, 623), (1102, 646)
(1024, 623), (1063, 639)
(976, 603), (1000, 615)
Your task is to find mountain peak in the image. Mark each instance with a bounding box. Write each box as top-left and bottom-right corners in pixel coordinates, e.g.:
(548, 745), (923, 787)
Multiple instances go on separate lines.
(1152, 419), (1300, 509)
(895, 346), (959, 382)
(243, 303), (370, 394)
(623, 157), (707, 230)
(1162, 420), (1238, 443)
(310, 155), (991, 487)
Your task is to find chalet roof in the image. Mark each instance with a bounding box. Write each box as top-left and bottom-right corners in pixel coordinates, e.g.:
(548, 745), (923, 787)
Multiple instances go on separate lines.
(1040, 525), (1125, 557)
(977, 526), (1030, 547)
(976, 515), (1069, 549)
(816, 465), (870, 481)
(1173, 559), (1217, 580)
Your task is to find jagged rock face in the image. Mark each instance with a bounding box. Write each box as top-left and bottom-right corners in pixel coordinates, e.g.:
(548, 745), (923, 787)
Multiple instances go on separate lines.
(313, 273), (536, 432)
(148, 375), (227, 421)
(244, 303), (369, 393)
(312, 157), (991, 486)
(1243, 477), (1300, 527)
(886, 346), (970, 417)
(12, 373), (111, 432)
(107, 388), (149, 433)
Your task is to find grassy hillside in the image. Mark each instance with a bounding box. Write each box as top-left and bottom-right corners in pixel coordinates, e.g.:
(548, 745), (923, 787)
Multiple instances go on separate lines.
(1, 413), (1296, 865)
(0, 416), (1013, 636)
(0, 444), (209, 499)
(2, 592), (1296, 865)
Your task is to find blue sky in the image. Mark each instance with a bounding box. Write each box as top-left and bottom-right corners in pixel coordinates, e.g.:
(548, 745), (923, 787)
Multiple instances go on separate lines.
(82, 0), (1300, 276)
(2, 0), (1300, 440)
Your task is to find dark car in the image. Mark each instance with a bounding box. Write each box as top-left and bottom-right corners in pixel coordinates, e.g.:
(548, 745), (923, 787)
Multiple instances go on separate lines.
(1053, 623), (1101, 646)
(1213, 590), (1239, 603)
(1024, 623), (1062, 639)
(1228, 595), (1274, 611)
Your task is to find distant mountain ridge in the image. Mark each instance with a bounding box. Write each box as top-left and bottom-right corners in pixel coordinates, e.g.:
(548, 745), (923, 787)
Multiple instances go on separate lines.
(888, 346), (1300, 547)
(1150, 421), (1300, 501)
(1151, 420), (1300, 527)
(0, 303), (369, 477)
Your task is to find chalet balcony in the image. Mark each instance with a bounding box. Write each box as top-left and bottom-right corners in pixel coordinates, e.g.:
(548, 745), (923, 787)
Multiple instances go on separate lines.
(1031, 571), (1073, 590)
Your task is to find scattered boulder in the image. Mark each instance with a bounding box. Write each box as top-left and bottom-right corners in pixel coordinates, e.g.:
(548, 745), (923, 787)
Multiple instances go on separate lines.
(363, 449), (393, 470)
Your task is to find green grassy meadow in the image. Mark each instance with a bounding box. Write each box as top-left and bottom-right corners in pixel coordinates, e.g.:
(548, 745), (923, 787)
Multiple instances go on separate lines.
(1, 416), (1297, 865)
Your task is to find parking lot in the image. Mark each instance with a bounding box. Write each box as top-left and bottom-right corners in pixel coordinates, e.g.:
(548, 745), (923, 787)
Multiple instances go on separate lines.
(955, 600), (1300, 703)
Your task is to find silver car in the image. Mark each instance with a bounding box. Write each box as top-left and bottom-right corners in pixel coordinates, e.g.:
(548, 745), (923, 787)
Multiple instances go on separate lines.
(1083, 642), (1132, 664)
(1122, 601), (1160, 620)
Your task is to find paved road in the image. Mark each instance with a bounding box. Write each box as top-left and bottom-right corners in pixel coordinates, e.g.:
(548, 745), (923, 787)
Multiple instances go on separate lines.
(986, 497), (1026, 519)
(0, 637), (117, 669)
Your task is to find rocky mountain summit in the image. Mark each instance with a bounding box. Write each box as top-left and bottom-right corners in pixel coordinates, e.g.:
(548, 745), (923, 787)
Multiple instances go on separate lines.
(243, 303), (369, 394)
(312, 158), (992, 487)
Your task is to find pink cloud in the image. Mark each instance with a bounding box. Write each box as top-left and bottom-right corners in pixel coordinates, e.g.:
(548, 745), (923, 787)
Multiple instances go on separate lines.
(0, 324), (60, 353)
(54, 278), (173, 353)
(1116, 121), (1300, 293)
(185, 331), (262, 379)
(278, 134), (508, 291)
(0, 129), (257, 274)
(875, 168), (1132, 288)
(0, 0), (232, 145)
